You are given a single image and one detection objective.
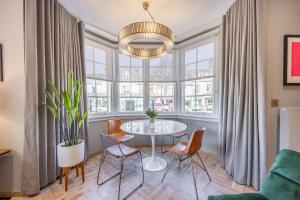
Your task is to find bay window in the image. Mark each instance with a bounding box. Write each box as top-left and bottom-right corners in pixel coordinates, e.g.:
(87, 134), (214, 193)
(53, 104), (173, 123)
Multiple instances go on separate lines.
(84, 34), (218, 118)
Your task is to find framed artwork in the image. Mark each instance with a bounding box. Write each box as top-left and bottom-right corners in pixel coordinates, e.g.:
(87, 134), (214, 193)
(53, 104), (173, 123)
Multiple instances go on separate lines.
(0, 43), (2, 82)
(284, 35), (300, 85)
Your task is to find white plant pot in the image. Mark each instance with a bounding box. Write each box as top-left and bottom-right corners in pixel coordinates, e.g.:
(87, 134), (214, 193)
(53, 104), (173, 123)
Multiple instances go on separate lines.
(57, 139), (85, 168)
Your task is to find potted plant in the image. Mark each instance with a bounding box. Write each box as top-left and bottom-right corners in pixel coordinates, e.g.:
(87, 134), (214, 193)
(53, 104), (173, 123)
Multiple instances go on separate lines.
(145, 99), (158, 124)
(43, 70), (88, 168)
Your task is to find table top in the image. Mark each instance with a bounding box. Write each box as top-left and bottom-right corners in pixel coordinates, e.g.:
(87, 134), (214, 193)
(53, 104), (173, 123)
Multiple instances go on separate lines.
(120, 119), (187, 136)
(0, 149), (11, 155)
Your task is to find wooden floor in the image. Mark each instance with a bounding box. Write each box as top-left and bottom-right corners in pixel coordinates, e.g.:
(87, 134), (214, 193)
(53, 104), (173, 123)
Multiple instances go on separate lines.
(13, 147), (256, 200)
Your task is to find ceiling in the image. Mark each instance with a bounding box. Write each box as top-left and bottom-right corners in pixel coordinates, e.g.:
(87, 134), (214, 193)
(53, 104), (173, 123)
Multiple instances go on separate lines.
(59, 0), (234, 42)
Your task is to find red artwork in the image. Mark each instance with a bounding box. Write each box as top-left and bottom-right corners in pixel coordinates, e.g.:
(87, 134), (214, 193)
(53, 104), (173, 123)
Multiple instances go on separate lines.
(291, 42), (300, 76)
(284, 35), (300, 85)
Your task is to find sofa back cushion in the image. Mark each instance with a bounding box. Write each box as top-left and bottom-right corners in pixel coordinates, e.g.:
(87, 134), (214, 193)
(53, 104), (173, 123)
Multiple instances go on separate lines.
(260, 172), (300, 200)
(271, 149), (300, 185)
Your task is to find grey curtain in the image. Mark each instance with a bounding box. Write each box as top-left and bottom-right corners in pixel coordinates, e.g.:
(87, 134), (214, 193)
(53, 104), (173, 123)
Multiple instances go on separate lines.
(22, 0), (88, 195)
(219, 0), (267, 190)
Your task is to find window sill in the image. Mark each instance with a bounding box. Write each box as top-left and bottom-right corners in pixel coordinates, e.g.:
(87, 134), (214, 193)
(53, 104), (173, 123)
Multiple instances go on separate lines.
(88, 113), (219, 123)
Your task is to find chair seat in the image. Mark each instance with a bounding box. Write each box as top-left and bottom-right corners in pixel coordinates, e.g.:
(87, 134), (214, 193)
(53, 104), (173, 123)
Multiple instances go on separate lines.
(110, 132), (135, 142)
(169, 141), (189, 155)
(107, 144), (139, 157)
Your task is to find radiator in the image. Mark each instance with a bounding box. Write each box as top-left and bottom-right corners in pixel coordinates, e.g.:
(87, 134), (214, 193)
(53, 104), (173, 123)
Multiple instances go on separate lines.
(279, 107), (300, 152)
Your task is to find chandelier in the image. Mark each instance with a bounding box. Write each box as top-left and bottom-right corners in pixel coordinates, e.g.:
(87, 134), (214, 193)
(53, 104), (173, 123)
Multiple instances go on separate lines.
(118, 1), (174, 59)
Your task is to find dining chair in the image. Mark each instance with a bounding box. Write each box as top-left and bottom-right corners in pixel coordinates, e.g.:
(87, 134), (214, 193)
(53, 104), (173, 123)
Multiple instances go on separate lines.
(97, 133), (144, 200)
(161, 129), (211, 200)
(108, 119), (135, 142)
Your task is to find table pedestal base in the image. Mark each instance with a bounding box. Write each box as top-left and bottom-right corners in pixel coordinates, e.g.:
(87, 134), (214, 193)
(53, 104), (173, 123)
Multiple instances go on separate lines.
(142, 157), (167, 172)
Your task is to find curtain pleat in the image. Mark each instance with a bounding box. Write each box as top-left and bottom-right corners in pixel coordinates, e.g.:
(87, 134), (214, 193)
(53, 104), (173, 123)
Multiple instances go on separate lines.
(219, 0), (267, 190)
(22, 0), (88, 195)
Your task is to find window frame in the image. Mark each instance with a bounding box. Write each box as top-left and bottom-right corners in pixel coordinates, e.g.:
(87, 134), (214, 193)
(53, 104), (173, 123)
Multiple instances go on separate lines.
(85, 39), (113, 116)
(179, 35), (219, 118)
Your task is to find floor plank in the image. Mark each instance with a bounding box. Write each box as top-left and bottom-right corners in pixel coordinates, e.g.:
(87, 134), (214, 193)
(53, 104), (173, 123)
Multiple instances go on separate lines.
(13, 147), (256, 200)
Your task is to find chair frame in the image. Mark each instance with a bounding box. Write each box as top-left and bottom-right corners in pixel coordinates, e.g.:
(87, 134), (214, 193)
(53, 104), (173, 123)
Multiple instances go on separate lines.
(161, 129), (211, 200)
(97, 133), (144, 200)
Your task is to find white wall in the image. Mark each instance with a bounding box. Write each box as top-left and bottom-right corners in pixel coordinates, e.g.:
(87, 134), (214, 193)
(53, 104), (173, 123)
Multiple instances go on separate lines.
(265, 0), (300, 167)
(0, 0), (25, 193)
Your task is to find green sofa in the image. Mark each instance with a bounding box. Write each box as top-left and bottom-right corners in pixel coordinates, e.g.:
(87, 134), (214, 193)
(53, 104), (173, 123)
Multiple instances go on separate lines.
(208, 149), (300, 200)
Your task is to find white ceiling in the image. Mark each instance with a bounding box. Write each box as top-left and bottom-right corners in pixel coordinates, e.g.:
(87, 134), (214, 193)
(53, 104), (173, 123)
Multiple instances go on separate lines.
(59, 0), (234, 42)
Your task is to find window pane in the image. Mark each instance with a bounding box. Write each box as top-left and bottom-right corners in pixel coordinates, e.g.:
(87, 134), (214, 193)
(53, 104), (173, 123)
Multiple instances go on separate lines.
(94, 48), (106, 64)
(185, 63), (197, 79)
(87, 97), (97, 113)
(149, 57), (161, 66)
(85, 45), (93, 60)
(119, 98), (143, 112)
(149, 66), (162, 81)
(131, 57), (143, 66)
(195, 96), (213, 112)
(152, 97), (174, 112)
(131, 83), (143, 97)
(162, 83), (174, 96)
(119, 54), (130, 66)
(96, 80), (107, 96)
(96, 98), (108, 112)
(196, 78), (213, 95)
(95, 63), (106, 79)
(184, 81), (195, 96)
(87, 79), (96, 96)
(131, 67), (143, 81)
(86, 61), (94, 77)
(197, 60), (213, 78)
(119, 66), (130, 81)
(119, 82), (131, 97)
(184, 96), (195, 112)
(198, 42), (214, 61)
(185, 48), (196, 64)
(149, 83), (162, 96)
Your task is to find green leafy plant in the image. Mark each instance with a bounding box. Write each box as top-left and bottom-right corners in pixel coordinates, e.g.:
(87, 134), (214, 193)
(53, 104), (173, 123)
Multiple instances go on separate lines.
(145, 99), (158, 119)
(43, 70), (88, 147)
(145, 108), (158, 119)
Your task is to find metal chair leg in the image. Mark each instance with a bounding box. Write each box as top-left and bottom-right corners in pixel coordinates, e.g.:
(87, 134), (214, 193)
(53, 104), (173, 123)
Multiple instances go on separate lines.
(123, 152), (145, 200)
(161, 153), (176, 183)
(139, 152), (145, 185)
(97, 152), (121, 186)
(190, 156), (199, 200)
(197, 152), (212, 182)
(97, 153), (105, 185)
(160, 135), (165, 153)
(118, 159), (124, 200)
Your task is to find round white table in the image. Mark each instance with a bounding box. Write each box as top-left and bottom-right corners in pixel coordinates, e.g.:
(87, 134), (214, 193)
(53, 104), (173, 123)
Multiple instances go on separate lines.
(120, 119), (187, 172)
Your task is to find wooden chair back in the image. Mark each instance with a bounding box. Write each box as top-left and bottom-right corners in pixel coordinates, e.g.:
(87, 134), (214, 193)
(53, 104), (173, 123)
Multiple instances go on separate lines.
(108, 119), (122, 135)
(185, 129), (204, 155)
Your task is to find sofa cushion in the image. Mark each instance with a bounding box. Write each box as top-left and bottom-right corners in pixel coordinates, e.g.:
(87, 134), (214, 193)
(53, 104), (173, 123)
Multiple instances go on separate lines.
(261, 172), (300, 200)
(208, 193), (269, 200)
(271, 149), (300, 185)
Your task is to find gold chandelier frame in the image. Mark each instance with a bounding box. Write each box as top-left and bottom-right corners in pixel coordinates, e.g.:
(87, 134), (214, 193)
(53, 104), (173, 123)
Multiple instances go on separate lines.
(118, 2), (174, 59)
